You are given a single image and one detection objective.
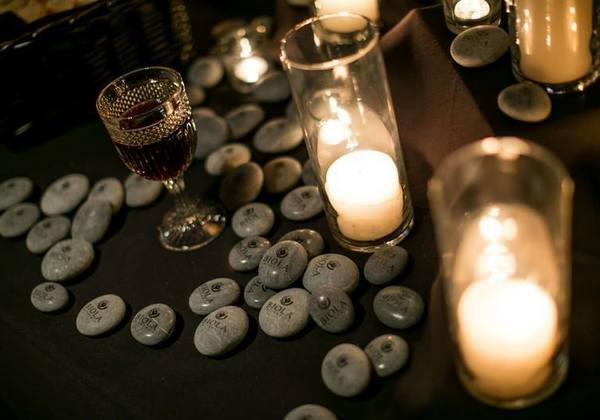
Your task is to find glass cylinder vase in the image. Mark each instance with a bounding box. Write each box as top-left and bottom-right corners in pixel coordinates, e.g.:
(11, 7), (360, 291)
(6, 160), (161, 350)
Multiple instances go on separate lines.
(442, 0), (502, 34)
(280, 13), (414, 252)
(428, 137), (573, 408)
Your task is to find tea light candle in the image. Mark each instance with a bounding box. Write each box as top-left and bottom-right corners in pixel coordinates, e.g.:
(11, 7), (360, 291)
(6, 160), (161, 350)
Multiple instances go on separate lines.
(233, 56), (269, 84)
(454, 0), (490, 22)
(316, 0), (380, 31)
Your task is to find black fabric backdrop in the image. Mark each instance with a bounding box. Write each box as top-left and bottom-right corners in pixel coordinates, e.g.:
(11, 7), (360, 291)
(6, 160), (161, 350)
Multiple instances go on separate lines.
(1, 2), (599, 419)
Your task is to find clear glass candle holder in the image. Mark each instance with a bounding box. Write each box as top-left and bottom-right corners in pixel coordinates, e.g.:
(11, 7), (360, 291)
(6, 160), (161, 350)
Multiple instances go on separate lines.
(428, 137), (574, 409)
(312, 0), (382, 27)
(443, 0), (502, 34)
(507, 0), (600, 94)
(281, 13), (414, 252)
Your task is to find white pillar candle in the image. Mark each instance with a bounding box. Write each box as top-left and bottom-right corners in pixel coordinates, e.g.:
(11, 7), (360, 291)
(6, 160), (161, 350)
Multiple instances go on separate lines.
(233, 56), (269, 84)
(315, 0), (380, 31)
(454, 0), (490, 22)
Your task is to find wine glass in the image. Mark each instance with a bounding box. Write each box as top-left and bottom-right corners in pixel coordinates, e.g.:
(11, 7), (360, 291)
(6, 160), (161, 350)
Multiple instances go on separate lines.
(96, 66), (226, 251)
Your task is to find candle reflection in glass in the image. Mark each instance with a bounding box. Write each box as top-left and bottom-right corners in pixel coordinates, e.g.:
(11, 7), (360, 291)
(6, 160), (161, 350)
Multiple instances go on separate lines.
(443, 0), (501, 33)
(221, 29), (271, 93)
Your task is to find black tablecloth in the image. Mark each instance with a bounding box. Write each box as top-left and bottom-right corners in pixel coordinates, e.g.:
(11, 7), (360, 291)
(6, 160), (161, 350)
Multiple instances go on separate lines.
(1, 2), (600, 420)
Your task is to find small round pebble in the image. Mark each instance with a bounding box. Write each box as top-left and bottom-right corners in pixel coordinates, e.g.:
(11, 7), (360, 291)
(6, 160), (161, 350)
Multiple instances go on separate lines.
(40, 174), (89, 215)
(231, 202), (274, 238)
(205, 143), (251, 176)
(76, 294), (126, 337)
(450, 25), (509, 68)
(364, 245), (409, 285)
(279, 229), (324, 259)
(0, 202), (40, 238)
(253, 70), (291, 103)
(30, 282), (69, 313)
(41, 238), (95, 282)
(259, 288), (310, 338)
(124, 174), (163, 207)
(498, 82), (552, 123)
(0, 177), (33, 211)
(219, 162), (264, 210)
(187, 85), (206, 106)
(71, 199), (112, 244)
(309, 285), (354, 333)
(365, 334), (409, 377)
(228, 236), (271, 272)
(187, 56), (223, 88)
(321, 343), (371, 397)
(303, 254), (360, 294)
(87, 178), (124, 214)
(253, 118), (304, 154)
(373, 286), (425, 329)
(258, 240), (308, 289)
(189, 278), (241, 316)
(243, 275), (277, 309)
(281, 186), (323, 221)
(225, 104), (265, 139)
(130, 303), (176, 346)
(284, 404), (337, 420)
(263, 156), (302, 194)
(193, 110), (230, 159)
(194, 306), (249, 356)
(26, 216), (71, 254)
(302, 160), (318, 186)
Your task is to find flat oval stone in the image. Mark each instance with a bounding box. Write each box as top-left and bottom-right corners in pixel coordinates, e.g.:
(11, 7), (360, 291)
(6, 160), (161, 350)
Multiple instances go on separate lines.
(219, 162), (264, 210)
(365, 334), (409, 377)
(188, 278), (241, 315)
(0, 177), (33, 211)
(281, 186), (323, 221)
(41, 238), (95, 282)
(309, 285), (354, 333)
(194, 110), (230, 159)
(450, 25), (509, 68)
(243, 275), (276, 309)
(124, 174), (163, 207)
(231, 202), (274, 238)
(263, 156), (302, 194)
(364, 245), (409, 285)
(258, 240), (308, 289)
(187, 85), (206, 106)
(71, 200), (112, 244)
(498, 82), (552, 123)
(303, 254), (359, 294)
(253, 118), (304, 154)
(254, 71), (291, 103)
(40, 174), (89, 215)
(26, 216), (71, 254)
(225, 104), (265, 140)
(302, 160), (318, 186)
(258, 288), (310, 338)
(130, 303), (176, 346)
(205, 143), (251, 176)
(194, 306), (249, 356)
(76, 294), (126, 337)
(87, 178), (124, 214)
(228, 236), (271, 272)
(284, 405), (337, 420)
(279, 229), (324, 259)
(321, 343), (371, 397)
(187, 56), (223, 88)
(30, 282), (69, 313)
(0, 202), (40, 238)
(373, 286), (425, 329)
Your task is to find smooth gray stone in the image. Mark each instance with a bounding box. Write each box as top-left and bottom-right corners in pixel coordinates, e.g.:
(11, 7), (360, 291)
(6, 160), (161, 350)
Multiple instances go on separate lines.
(309, 285), (354, 334)
(210, 18), (246, 40)
(26, 216), (71, 254)
(193, 110), (230, 159)
(279, 229), (324, 259)
(0, 177), (33, 211)
(76, 294), (126, 337)
(285, 100), (299, 121)
(243, 275), (276, 309)
(263, 156), (302, 194)
(302, 160), (318, 186)
(0, 202), (40, 238)
(365, 334), (409, 377)
(373, 286), (424, 329)
(228, 236), (271, 272)
(364, 245), (409, 285)
(41, 238), (95, 282)
(225, 104), (265, 139)
(124, 174), (163, 208)
(40, 174), (89, 215)
(321, 343), (371, 397)
(303, 254), (360, 294)
(253, 71), (291, 103)
(194, 306), (249, 356)
(498, 82), (552, 123)
(253, 118), (304, 154)
(187, 85), (206, 106)
(71, 200), (112, 244)
(189, 278), (241, 315)
(232, 202), (274, 238)
(258, 288), (310, 338)
(130, 303), (176, 346)
(450, 25), (509, 68)
(205, 143), (251, 176)
(281, 186), (323, 221)
(87, 178), (124, 214)
(187, 56), (223, 88)
(258, 240), (308, 289)
(30, 282), (69, 313)
(219, 162), (264, 210)
(284, 405), (337, 420)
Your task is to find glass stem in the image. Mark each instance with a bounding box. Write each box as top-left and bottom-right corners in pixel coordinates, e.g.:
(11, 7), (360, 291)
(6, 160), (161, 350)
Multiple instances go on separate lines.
(163, 175), (193, 214)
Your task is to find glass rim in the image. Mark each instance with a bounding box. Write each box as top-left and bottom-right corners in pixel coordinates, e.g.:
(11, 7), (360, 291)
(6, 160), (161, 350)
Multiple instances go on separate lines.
(280, 12), (379, 72)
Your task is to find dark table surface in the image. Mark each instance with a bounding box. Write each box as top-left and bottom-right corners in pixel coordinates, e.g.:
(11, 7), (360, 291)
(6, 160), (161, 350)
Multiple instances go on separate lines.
(1, 1), (600, 419)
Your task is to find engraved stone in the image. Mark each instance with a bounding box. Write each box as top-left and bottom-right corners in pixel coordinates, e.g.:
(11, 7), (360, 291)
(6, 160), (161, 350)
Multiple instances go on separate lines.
(258, 288), (310, 338)
(193, 109), (229, 159)
(187, 56), (223, 88)
(280, 185), (323, 221)
(243, 275), (276, 309)
(450, 25), (509, 68)
(253, 118), (303, 154)
(71, 199), (112, 244)
(205, 143), (251, 176)
(258, 240), (308, 289)
(130, 303), (176, 346)
(253, 70), (291, 103)
(373, 286), (424, 329)
(284, 405), (337, 420)
(40, 174), (89, 215)
(321, 343), (371, 397)
(263, 156), (302, 194)
(76, 294), (126, 336)
(231, 202), (274, 238)
(41, 238), (94, 282)
(87, 178), (124, 214)
(303, 253), (359, 294)
(302, 160), (318, 186)
(228, 236), (271, 272)
(0, 177), (33, 211)
(309, 285), (354, 333)
(365, 334), (409, 377)
(26, 216), (71, 254)
(498, 82), (552, 123)
(219, 162), (264, 210)
(30, 282), (69, 313)
(187, 84), (206, 106)
(189, 278), (241, 315)
(194, 306), (249, 356)
(279, 229), (324, 259)
(364, 245), (409, 285)
(0, 202), (40, 238)
(225, 104), (265, 139)
(124, 174), (163, 207)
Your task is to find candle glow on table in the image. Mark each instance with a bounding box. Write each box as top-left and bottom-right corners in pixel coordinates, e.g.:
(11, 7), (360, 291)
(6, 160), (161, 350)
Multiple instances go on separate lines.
(454, 0), (491, 21)
(233, 56), (269, 84)
(315, 0), (380, 31)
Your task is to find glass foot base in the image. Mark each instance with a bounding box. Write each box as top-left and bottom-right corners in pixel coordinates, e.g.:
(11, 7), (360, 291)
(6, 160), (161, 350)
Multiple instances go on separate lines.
(158, 200), (226, 252)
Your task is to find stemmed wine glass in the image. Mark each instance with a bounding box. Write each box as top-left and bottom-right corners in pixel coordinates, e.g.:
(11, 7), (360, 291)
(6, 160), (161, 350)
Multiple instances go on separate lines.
(96, 66), (225, 251)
